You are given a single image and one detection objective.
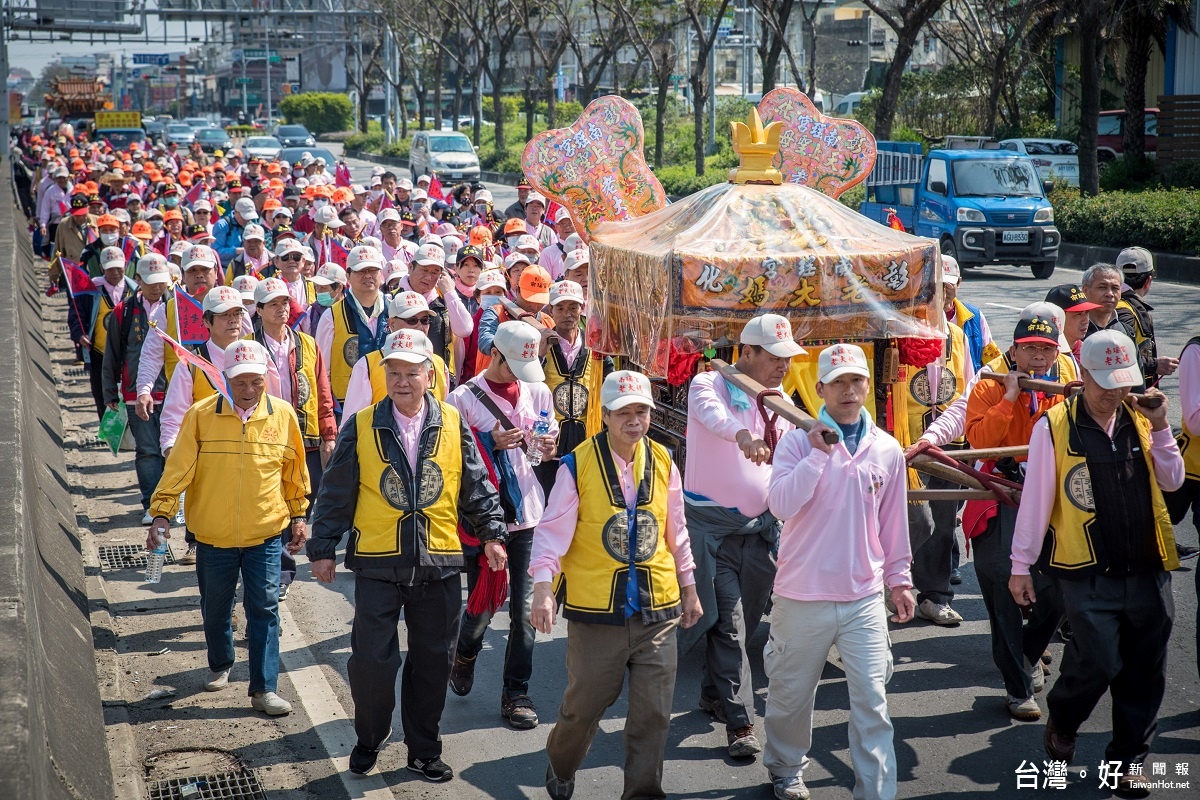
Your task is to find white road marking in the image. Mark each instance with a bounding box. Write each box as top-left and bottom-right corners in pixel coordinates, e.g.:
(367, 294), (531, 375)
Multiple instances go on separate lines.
(985, 303), (1024, 311)
(278, 602), (395, 799)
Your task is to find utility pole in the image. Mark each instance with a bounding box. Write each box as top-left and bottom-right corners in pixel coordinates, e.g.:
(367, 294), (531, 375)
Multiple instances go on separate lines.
(707, 26), (716, 155)
(0, 34), (9, 151)
(179, 55), (187, 117)
(241, 52), (248, 119)
(264, 4), (272, 127)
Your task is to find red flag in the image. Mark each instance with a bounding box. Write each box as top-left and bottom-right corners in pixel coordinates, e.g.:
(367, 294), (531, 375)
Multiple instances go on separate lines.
(122, 236), (138, 263)
(58, 198), (69, 217)
(545, 199), (564, 227)
(151, 326), (233, 406)
(379, 192), (394, 211)
(62, 258), (98, 298)
(330, 239), (349, 269)
(85, 227), (98, 245)
(427, 174), (445, 202)
(335, 163), (352, 188)
(184, 181), (205, 207)
(174, 289), (210, 346)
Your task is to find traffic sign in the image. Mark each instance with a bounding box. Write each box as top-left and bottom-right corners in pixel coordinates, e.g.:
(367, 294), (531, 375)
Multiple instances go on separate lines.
(236, 77), (254, 85)
(133, 54), (171, 66)
(243, 49), (282, 63)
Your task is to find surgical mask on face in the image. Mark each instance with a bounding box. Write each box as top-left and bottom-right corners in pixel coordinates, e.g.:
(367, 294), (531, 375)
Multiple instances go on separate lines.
(480, 294), (502, 309)
(313, 198), (328, 209)
(370, 189), (382, 200)
(164, 196), (179, 208)
(100, 232), (119, 246)
(475, 204), (488, 215)
(316, 291), (335, 307)
(507, 236), (520, 249)
(149, 219), (163, 233)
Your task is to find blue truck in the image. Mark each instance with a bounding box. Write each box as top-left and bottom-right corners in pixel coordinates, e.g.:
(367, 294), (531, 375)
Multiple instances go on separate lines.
(859, 141), (1061, 279)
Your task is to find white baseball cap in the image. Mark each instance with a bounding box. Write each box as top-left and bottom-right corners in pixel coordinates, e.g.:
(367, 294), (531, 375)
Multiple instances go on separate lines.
(1116, 246), (1154, 275)
(414, 243), (445, 268)
(202, 285), (244, 315)
(232, 274), (260, 300)
(224, 340), (269, 377)
(389, 291), (430, 319)
(313, 205), (344, 228)
(419, 234), (444, 250)
(234, 197), (258, 220)
(182, 244), (217, 271)
(416, 174), (431, 186)
(562, 248), (589, 274)
(1080, 330), (1142, 389)
(474, 189), (493, 203)
(137, 253), (172, 285)
(942, 255), (961, 286)
(360, 235), (383, 250)
(380, 328), (433, 364)
(515, 234), (541, 254)
(311, 263), (347, 286)
(600, 370), (655, 411)
(549, 280), (585, 306)
(192, 199), (212, 213)
(383, 259), (409, 285)
(274, 238), (304, 257)
(412, 188), (428, 202)
(351, 183), (368, 195)
(504, 251), (532, 271)
(477, 270), (507, 292)
(254, 277), (290, 304)
(346, 245), (384, 271)
(817, 343), (870, 384)
(398, 178), (414, 191)
(525, 192), (547, 209)
(554, 207), (572, 224)
(377, 208), (401, 224)
(100, 246), (127, 271)
(491, 321), (545, 383)
(272, 207), (294, 220)
(740, 314), (806, 358)
(242, 222), (266, 242)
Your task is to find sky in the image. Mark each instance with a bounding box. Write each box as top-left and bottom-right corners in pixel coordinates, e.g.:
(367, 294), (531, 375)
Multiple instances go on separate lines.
(9, 21), (198, 76)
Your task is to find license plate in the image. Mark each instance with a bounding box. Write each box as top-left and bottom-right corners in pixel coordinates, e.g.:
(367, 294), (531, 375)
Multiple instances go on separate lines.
(1003, 230), (1029, 244)
(451, 172), (462, 178)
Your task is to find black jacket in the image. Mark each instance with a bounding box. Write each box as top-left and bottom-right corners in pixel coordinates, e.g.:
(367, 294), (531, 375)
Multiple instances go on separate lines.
(307, 395), (507, 575)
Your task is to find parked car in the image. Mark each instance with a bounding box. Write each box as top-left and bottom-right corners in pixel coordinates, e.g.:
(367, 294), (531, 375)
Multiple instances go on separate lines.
(194, 126), (234, 154)
(142, 119), (165, 143)
(183, 116), (211, 130)
(409, 130), (481, 182)
(997, 138), (1080, 187)
(832, 91), (868, 118)
(164, 123), (196, 147)
(275, 124), (315, 147)
(243, 136), (283, 160)
(1097, 108), (1158, 163)
(96, 128), (147, 151)
(277, 146), (337, 168)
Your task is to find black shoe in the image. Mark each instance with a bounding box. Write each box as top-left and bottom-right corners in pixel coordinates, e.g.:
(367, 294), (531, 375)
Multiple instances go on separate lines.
(545, 762), (575, 800)
(449, 653), (476, 697)
(501, 693), (539, 729)
(949, 568), (962, 585)
(1057, 620), (1073, 643)
(1114, 773), (1151, 799)
(1043, 717), (1076, 764)
(349, 744), (378, 775)
(1176, 542), (1200, 561)
(407, 756), (454, 782)
(699, 696), (728, 724)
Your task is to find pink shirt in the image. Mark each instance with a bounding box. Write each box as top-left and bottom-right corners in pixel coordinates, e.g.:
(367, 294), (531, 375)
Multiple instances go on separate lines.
(448, 374), (557, 532)
(539, 245), (565, 281)
(685, 371), (796, 517)
(556, 329), (584, 366)
(400, 276), (474, 338)
(1010, 417), (1185, 575)
(160, 339), (227, 449)
(390, 400), (429, 470)
(1180, 343), (1200, 435)
(235, 402), (258, 423)
(94, 276), (125, 307)
(768, 423), (912, 601)
(530, 452), (696, 587)
(261, 329), (293, 404)
(285, 277), (310, 312)
(137, 293), (253, 397)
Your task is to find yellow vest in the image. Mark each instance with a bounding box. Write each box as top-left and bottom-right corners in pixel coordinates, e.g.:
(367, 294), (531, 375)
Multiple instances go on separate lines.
(348, 399), (465, 565)
(1179, 339), (1200, 480)
(906, 323), (967, 444)
(364, 349), (448, 403)
(1043, 397), (1178, 574)
(162, 291), (211, 383)
(555, 432), (681, 625)
(248, 329), (324, 445)
(329, 298), (387, 401)
(1116, 298), (1151, 348)
(90, 288), (123, 355)
(543, 337), (602, 440)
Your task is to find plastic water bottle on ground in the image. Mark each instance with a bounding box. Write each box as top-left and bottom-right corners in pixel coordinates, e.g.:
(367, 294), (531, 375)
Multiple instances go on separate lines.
(527, 410), (552, 466)
(145, 533), (168, 584)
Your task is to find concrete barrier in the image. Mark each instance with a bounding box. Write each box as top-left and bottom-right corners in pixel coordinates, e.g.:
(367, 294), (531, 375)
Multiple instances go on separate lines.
(0, 173), (113, 799)
(1059, 242), (1200, 285)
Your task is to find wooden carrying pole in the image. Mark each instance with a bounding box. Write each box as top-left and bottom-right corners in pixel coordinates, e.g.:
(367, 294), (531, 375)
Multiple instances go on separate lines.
(709, 359), (1019, 504)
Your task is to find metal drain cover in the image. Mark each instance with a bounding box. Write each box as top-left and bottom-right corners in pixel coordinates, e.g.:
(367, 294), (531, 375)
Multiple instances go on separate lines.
(146, 771), (266, 800)
(64, 367), (87, 378)
(97, 544), (178, 572)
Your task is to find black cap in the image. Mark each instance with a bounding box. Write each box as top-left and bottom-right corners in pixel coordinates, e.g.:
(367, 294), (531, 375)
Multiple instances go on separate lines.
(282, 185), (300, 199)
(272, 223), (296, 240)
(70, 194), (89, 211)
(185, 223), (210, 240)
(1045, 284), (1102, 313)
(400, 210), (416, 224)
(457, 245), (484, 264)
(1013, 315), (1061, 347)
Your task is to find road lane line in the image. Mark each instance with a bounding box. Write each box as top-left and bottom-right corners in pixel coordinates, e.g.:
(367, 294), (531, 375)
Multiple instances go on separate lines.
(985, 302), (1024, 311)
(278, 602), (394, 799)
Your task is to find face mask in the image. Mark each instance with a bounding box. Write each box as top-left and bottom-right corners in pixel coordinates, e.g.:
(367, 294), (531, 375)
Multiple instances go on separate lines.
(316, 292), (335, 307)
(164, 196), (179, 208)
(481, 294), (502, 309)
(100, 232), (119, 246)
(370, 189), (382, 200)
(149, 219), (163, 233)
(475, 204), (488, 215)
(294, 169), (304, 178)
(313, 199), (328, 209)
(507, 236), (520, 249)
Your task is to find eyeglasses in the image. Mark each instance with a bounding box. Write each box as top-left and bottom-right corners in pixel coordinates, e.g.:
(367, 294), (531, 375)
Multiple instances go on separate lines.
(409, 315), (434, 326)
(279, 253), (302, 262)
(1017, 344), (1057, 356)
(214, 309), (244, 320)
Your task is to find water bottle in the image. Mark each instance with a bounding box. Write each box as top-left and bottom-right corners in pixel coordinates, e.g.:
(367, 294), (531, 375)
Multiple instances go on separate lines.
(145, 532), (168, 584)
(527, 410), (552, 466)
(174, 491), (186, 526)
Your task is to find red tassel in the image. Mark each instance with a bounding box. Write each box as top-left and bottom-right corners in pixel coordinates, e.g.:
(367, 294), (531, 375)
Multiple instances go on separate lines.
(466, 557), (509, 615)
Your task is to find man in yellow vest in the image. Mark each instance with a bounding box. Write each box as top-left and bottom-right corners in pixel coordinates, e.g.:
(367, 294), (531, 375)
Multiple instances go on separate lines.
(543, 280), (610, 458)
(147, 339), (309, 716)
(307, 328), (508, 782)
(68, 245), (137, 418)
(1009, 330), (1180, 798)
(1115, 246), (1178, 388)
(339, 291), (450, 422)
(531, 370), (702, 800)
(314, 244), (389, 417)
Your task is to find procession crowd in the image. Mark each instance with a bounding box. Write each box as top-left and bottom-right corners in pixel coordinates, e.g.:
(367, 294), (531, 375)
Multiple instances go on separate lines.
(11, 122), (1200, 800)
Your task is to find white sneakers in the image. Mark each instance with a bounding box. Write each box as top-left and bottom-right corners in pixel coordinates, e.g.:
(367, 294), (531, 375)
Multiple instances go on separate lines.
(203, 669), (230, 691)
(916, 599), (963, 626)
(252, 692), (293, 716)
(141, 511), (153, 525)
(1007, 694), (1042, 721)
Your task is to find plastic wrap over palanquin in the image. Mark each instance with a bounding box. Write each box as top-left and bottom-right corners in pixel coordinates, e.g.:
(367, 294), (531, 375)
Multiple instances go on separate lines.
(586, 180), (945, 377)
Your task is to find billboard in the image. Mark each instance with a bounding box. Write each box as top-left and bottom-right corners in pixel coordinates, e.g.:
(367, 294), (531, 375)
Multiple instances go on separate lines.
(36, 0), (129, 23)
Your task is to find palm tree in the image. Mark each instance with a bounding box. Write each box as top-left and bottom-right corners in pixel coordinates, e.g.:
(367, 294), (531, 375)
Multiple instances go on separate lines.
(1120, 0), (1196, 170)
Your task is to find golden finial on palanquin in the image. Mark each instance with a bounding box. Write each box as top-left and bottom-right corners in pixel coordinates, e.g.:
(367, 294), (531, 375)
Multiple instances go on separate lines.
(729, 107), (783, 185)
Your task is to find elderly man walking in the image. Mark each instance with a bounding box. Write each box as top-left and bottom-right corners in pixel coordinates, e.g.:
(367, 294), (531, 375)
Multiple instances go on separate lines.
(147, 340), (310, 714)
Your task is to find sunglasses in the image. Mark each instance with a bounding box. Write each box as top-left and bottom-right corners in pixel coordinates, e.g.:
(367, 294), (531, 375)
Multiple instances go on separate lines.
(279, 253), (303, 262)
(409, 315), (434, 326)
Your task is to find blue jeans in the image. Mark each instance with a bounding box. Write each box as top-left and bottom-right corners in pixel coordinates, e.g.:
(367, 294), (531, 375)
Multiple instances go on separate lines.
(457, 527), (535, 696)
(125, 403), (164, 510)
(195, 536), (282, 695)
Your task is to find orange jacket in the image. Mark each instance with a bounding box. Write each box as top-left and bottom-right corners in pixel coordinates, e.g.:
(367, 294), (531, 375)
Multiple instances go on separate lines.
(965, 378), (1065, 454)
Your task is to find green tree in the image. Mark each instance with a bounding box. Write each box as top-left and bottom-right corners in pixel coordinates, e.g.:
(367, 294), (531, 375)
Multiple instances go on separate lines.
(278, 92), (354, 134)
(860, 0), (949, 140)
(1119, 0), (1196, 170)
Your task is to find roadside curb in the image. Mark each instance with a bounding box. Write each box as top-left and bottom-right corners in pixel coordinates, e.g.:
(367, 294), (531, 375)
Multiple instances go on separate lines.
(1059, 242), (1200, 284)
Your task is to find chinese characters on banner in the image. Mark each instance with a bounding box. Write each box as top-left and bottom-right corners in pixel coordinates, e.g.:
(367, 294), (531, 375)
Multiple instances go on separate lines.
(1013, 759), (1191, 791)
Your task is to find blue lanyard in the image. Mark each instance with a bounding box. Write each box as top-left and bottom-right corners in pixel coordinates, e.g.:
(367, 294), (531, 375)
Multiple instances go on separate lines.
(624, 504), (640, 617)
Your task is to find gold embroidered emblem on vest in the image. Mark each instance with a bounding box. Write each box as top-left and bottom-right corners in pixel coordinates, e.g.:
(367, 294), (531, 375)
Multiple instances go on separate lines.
(553, 381), (588, 418)
(260, 426), (279, 443)
(379, 462), (446, 510)
(602, 509), (660, 563)
(1065, 463), (1095, 511)
(296, 371), (311, 406)
(342, 334), (359, 367)
(909, 367), (958, 407)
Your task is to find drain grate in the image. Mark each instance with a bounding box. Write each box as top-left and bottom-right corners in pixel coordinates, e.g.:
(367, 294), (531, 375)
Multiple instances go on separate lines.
(97, 544), (178, 572)
(146, 771), (266, 800)
(64, 367), (87, 378)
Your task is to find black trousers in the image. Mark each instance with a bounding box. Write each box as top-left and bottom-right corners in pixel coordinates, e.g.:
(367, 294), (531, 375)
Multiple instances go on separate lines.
(972, 504), (1060, 699)
(1048, 571), (1173, 767)
(347, 572), (462, 759)
(911, 472), (962, 606)
(87, 350), (106, 420)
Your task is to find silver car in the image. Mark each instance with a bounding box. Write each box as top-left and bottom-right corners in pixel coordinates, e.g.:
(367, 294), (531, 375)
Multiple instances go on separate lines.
(997, 139), (1080, 187)
(243, 136), (283, 160)
(409, 131), (480, 182)
(165, 123), (196, 147)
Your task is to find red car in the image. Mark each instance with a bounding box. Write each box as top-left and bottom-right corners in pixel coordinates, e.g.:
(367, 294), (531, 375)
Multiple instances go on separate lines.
(1096, 108), (1157, 162)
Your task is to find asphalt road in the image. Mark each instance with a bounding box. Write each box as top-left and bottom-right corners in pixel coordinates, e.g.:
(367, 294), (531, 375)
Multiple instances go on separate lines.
(274, 150), (1200, 799)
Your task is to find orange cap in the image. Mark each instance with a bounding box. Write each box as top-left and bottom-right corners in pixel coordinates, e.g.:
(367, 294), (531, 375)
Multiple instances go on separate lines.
(262, 197), (282, 211)
(163, 209), (184, 222)
(518, 265), (552, 304)
(131, 220), (153, 241)
(469, 225), (493, 246)
(503, 218), (528, 236)
(313, 184), (333, 198)
(332, 187), (353, 203)
(266, 162), (282, 174)
(84, 181), (100, 195)
(96, 213), (120, 229)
